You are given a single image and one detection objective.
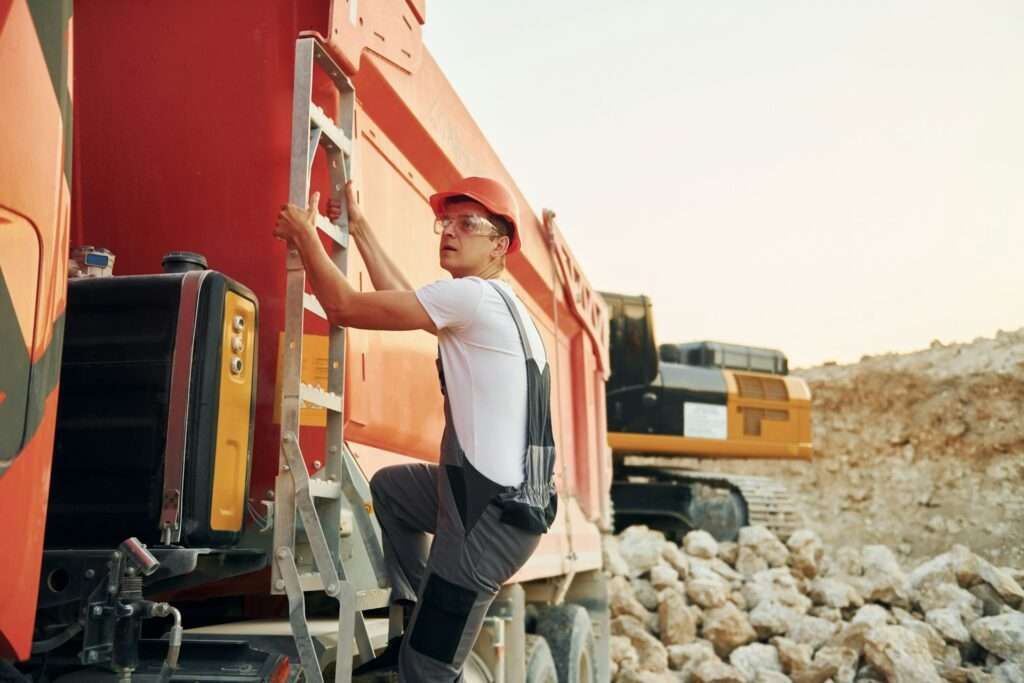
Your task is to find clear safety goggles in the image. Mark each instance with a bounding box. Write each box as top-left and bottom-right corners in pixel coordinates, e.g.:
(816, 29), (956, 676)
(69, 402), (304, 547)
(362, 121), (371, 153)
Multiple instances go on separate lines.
(433, 214), (499, 237)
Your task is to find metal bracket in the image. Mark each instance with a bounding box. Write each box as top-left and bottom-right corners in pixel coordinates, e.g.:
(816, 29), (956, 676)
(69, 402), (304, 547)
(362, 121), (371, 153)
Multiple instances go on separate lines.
(159, 270), (210, 544)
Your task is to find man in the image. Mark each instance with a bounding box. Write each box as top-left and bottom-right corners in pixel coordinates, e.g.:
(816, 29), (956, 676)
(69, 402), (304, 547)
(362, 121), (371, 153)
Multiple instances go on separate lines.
(274, 176), (557, 682)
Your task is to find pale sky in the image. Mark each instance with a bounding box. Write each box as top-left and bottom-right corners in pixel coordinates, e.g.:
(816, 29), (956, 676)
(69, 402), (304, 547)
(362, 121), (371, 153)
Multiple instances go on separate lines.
(424, 2), (1024, 368)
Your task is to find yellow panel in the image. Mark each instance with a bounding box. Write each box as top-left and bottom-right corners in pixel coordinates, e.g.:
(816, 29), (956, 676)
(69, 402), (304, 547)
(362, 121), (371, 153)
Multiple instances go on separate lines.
(210, 292), (256, 531)
(272, 332), (330, 427)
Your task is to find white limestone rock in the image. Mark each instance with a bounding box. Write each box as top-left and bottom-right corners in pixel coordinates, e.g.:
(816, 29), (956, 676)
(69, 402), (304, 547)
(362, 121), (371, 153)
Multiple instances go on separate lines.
(685, 530), (720, 560)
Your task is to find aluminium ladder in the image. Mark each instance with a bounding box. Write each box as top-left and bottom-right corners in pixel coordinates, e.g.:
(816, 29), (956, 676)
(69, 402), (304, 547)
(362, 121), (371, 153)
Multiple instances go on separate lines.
(272, 36), (385, 683)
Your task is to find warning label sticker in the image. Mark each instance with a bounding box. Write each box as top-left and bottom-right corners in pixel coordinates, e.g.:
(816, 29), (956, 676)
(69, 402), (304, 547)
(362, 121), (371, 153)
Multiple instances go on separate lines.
(683, 402), (727, 440)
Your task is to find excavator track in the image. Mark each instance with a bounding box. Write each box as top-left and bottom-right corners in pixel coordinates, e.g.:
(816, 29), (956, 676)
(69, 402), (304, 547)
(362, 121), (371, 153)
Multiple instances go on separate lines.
(682, 471), (803, 540)
(618, 456), (803, 540)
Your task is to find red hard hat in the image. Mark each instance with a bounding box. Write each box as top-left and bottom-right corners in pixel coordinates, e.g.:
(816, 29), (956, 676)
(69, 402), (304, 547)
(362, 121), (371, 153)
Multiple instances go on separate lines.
(429, 176), (521, 254)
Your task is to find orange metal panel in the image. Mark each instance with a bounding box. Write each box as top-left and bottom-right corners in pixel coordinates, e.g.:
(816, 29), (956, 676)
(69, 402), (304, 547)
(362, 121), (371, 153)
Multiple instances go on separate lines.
(0, 392), (58, 660)
(0, 0), (71, 660)
(0, 0), (68, 361)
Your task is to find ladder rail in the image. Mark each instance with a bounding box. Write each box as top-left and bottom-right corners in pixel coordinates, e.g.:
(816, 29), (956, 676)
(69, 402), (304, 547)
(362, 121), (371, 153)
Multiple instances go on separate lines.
(273, 36), (377, 683)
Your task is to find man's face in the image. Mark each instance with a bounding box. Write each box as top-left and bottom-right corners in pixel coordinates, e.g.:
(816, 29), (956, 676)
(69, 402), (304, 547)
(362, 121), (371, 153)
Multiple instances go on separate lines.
(437, 200), (507, 276)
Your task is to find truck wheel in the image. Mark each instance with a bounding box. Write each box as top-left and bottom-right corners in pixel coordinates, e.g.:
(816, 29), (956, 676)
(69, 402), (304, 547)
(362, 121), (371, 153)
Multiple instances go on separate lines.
(534, 605), (595, 683)
(525, 634), (558, 683)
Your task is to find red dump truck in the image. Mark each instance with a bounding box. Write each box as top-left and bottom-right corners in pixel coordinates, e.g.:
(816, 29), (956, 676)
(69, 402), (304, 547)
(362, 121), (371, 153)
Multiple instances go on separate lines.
(0, 2), (613, 681)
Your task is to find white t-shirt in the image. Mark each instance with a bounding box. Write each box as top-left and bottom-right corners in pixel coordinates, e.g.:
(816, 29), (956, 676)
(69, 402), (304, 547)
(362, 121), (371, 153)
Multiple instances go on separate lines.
(415, 277), (548, 487)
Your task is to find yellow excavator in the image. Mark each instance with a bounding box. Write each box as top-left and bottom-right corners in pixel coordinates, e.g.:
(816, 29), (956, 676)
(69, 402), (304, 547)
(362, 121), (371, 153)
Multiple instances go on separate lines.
(601, 292), (812, 541)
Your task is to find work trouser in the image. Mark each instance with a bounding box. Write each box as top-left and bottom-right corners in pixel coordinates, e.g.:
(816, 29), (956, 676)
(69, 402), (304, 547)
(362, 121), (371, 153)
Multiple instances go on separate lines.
(369, 462), (541, 683)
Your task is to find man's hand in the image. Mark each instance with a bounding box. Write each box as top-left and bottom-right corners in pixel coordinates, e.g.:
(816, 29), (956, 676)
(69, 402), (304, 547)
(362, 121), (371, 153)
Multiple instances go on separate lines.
(325, 182), (368, 239)
(274, 191), (320, 247)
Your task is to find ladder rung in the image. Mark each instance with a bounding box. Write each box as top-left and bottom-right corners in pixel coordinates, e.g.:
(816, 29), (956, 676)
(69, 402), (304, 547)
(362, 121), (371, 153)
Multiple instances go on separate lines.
(309, 478), (341, 499)
(310, 104), (352, 156)
(299, 572), (324, 593)
(303, 292), (327, 320)
(300, 384), (342, 413)
(315, 213), (349, 249)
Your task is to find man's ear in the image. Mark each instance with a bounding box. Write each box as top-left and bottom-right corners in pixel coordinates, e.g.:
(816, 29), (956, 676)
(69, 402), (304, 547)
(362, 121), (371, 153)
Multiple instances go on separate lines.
(493, 235), (510, 257)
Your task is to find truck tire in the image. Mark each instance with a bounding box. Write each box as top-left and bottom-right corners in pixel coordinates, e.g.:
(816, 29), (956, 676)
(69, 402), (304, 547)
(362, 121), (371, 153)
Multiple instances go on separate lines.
(525, 634), (558, 683)
(534, 605), (595, 683)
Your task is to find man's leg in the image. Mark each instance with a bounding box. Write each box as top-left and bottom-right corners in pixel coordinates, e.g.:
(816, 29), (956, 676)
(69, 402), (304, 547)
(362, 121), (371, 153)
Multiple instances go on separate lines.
(369, 463), (439, 606)
(353, 464), (440, 678)
(397, 499), (542, 683)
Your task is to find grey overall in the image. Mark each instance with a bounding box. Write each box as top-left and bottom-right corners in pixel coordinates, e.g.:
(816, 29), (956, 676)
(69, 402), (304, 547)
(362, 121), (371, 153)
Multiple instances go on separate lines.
(368, 283), (557, 682)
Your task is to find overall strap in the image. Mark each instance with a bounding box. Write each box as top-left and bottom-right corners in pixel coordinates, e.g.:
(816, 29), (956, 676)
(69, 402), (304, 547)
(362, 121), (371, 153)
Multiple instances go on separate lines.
(487, 281), (537, 362)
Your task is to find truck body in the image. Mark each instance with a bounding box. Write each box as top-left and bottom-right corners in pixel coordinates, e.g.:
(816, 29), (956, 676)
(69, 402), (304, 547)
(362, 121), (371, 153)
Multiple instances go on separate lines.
(1, 2), (612, 681)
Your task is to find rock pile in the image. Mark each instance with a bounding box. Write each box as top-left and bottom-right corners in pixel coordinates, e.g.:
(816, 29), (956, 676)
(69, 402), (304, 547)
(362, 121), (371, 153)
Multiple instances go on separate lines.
(604, 524), (1024, 683)
(706, 329), (1024, 568)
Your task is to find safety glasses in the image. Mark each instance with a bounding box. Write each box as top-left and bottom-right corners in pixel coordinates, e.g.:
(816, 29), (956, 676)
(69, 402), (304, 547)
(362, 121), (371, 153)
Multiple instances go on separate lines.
(433, 214), (499, 237)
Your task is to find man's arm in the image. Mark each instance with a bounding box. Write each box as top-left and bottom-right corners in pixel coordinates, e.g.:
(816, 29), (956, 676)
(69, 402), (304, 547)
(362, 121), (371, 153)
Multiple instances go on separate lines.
(276, 193), (436, 333)
(332, 182), (414, 292)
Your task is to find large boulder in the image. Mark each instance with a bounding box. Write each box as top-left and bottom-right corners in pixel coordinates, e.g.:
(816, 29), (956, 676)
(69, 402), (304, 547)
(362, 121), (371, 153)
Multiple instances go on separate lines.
(729, 643), (783, 682)
(926, 607), (972, 645)
(851, 604), (891, 629)
(651, 564), (681, 590)
(863, 625), (943, 683)
(611, 616), (670, 673)
(827, 621), (873, 656)
(660, 589), (699, 646)
(969, 612), (1024, 665)
(706, 558), (744, 583)
(787, 529), (825, 579)
(609, 576), (651, 622)
(909, 553), (960, 590)
(632, 579), (662, 611)
(811, 646), (859, 683)
(668, 639), (716, 672)
(896, 618), (947, 659)
(809, 578), (864, 609)
(771, 636), (813, 675)
(971, 584), (1013, 617)
(702, 603), (758, 658)
(718, 542), (740, 568)
(614, 669), (678, 683)
(786, 614), (839, 650)
(830, 547), (863, 578)
(949, 546), (1024, 609)
(752, 672), (791, 683)
(618, 526), (669, 576)
(992, 661), (1024, 683)
(610, 634), (640, 671)
(750, 600), (803, 639)
(909, 546), (1024, 611)
(685, 530), (720, 560)
(856, 545), (910, 607)
(739, 526), (790, 568)
(742, 569), (813, 613)
(604, 536), (632, 578)
(689, 576), (731, 609)
(692, 659), (746, 683)
(736, 547), (769, 578)
(914, 582), (984, 623)
(663, 541), (692, 578)
(790, 667), (836, 683)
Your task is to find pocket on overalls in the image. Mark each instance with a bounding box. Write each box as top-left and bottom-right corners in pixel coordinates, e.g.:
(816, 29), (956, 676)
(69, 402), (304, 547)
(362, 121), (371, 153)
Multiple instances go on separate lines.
(409, 573), (478, 664)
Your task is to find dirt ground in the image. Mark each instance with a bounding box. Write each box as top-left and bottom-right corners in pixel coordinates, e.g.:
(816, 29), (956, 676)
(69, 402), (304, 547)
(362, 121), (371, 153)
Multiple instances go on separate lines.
(701, 329), (1024, 570)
